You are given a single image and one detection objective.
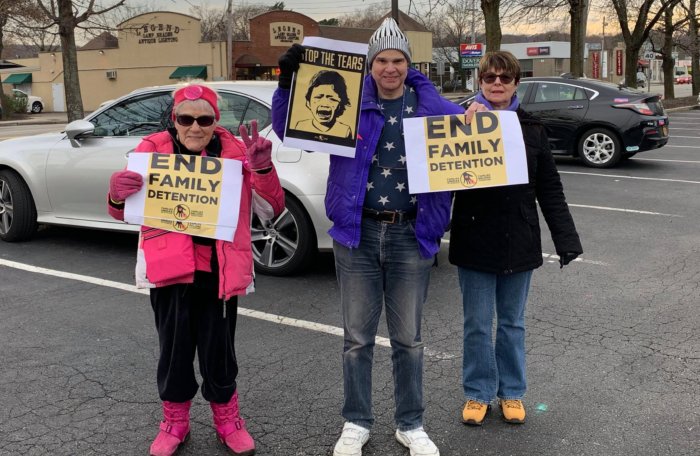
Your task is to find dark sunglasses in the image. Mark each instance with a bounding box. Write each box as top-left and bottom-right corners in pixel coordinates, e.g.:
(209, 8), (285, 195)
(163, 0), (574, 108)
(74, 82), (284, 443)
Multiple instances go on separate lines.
(481, 72), (515, 84)
(175, 114), (216, 127)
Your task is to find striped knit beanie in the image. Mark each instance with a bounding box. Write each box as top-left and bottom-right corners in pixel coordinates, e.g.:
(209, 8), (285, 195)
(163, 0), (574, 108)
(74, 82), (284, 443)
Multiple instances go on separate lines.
(367, 17), (412, 69)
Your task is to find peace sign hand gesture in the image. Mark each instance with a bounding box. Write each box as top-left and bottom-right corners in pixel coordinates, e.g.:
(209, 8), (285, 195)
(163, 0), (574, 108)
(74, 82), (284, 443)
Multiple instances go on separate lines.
(239, 120), (272, 171)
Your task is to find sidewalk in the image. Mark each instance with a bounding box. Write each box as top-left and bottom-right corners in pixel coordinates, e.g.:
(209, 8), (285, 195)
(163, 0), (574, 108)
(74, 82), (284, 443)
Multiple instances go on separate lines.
(0, 111), (69, 126)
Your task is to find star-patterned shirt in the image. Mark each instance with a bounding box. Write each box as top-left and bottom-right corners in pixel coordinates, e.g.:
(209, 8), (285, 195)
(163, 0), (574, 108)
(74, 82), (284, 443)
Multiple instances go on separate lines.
(364, 87), (418, 212)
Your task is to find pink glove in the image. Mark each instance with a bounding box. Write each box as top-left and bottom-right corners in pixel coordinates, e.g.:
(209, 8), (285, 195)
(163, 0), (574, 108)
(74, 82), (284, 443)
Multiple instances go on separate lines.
(109, 170), (143, 202)
(239, 120), (272, 171)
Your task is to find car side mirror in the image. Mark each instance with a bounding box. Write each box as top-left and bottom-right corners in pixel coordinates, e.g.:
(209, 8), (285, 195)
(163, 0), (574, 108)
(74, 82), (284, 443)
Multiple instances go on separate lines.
(65, 120), (95, 148)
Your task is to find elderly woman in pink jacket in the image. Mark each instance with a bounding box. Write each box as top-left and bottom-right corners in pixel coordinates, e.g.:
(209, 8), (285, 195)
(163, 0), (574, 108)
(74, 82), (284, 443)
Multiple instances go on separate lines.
(107, 82), (284, 456)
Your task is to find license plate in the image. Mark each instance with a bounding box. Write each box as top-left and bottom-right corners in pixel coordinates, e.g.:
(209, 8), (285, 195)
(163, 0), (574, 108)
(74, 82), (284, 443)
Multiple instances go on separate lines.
(662, 125), (668, 136)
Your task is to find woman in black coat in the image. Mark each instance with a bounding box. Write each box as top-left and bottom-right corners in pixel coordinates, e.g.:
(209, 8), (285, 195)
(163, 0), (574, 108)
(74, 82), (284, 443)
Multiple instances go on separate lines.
(450, 51), (583, 426)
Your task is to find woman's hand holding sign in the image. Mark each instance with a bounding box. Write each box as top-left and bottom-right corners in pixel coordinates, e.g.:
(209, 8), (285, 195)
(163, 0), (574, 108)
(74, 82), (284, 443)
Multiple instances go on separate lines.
(109, 170), (143, 203)
(240, 120), (272, 172)
(464, 101), (489, 124)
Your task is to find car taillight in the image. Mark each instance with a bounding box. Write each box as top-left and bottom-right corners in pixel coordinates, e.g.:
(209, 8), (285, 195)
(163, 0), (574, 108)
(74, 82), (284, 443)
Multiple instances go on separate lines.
(613, 102), (654, 115)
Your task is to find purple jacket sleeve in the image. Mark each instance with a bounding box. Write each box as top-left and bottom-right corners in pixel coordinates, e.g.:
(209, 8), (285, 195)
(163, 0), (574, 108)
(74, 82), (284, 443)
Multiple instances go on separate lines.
(271, 88), (291, 142)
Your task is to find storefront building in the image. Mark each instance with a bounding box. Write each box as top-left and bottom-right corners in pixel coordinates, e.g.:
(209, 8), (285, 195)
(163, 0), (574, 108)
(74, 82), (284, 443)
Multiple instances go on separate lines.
(231, 10), (433, 81)
(0, 10), (432, 113)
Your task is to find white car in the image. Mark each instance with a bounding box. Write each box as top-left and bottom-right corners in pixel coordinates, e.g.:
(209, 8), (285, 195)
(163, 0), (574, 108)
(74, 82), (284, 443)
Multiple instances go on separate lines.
(0, 81), (332, 276)
(13, 89), (44, 113)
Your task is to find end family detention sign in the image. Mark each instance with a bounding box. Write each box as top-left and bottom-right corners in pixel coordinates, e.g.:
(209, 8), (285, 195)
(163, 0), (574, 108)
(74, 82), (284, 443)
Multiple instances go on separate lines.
(124, 153), (243, 241)
(404, 111), (528, 193)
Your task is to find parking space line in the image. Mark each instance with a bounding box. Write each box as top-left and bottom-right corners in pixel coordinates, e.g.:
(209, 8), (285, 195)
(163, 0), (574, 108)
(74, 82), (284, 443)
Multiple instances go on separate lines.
(0, 258), (457, 360)
(560, 170), (700, 184)
(568, 203), (681, 217)
(633, 157), (700, 162)
(657, 145), (700, 150)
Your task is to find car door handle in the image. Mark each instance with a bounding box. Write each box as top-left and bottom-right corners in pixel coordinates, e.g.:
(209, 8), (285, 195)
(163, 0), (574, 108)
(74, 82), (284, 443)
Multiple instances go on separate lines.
(567, 105), (584, 109)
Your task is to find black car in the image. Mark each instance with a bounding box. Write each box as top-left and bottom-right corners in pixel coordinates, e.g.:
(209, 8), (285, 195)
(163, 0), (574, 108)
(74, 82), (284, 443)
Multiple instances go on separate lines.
(459, 76), (669, 168)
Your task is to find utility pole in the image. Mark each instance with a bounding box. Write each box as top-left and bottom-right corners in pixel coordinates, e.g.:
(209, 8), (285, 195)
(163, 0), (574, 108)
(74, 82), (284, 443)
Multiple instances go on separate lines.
(392, 0), (399, 21)
(471, 0), (476, 44)
(226, 0), (233, 80)
(601, 16), (607, 52)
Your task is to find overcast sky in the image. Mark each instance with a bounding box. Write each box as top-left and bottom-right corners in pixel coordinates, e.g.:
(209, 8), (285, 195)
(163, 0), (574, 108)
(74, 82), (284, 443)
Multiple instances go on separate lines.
(153, 0), (414, 22)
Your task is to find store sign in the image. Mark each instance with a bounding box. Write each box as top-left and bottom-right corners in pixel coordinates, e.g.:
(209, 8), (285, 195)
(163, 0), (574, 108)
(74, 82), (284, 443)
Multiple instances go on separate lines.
(460, 43), (484, 57)
(461, 57), (480, 69)
(592, 51), (600, 79)
(527, 46), (550, 56)
(616, 50), (623, 76)
(270, 22), (304, 46)
(135, 23), (180, 44)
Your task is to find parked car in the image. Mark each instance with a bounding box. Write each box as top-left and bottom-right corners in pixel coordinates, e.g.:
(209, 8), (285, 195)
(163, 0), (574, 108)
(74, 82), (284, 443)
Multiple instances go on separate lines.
(458, 76), (669, 168)
(0, 81), (332, 276)
(12, 89), (44, 113)
(675, 74), (692, 84)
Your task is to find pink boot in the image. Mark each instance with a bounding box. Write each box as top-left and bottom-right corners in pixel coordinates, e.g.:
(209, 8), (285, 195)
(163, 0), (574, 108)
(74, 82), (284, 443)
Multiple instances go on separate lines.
(210, 391), (255, 456)
(149, 400), (191, 456)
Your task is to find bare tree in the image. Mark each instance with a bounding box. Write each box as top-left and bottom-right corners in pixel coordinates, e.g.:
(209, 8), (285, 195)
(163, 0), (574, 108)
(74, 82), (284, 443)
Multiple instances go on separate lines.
(679, 0), (699, 96)
(337, 3), (386, 28)
(481, 0), (503, 50)
(34, 0), (126, 121)
(0, 0), (41, 118)
(609, 0), (682, 89)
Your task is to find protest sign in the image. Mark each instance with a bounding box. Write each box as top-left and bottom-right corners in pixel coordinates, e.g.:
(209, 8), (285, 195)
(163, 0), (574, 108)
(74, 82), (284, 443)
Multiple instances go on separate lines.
(124, 153), (242, 240)
(283, 36), (368, 157)
(404, 111), (528, 193)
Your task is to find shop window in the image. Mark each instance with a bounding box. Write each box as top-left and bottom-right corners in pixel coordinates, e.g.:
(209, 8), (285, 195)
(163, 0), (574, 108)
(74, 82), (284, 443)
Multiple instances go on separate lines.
(91, 92), (172, 136)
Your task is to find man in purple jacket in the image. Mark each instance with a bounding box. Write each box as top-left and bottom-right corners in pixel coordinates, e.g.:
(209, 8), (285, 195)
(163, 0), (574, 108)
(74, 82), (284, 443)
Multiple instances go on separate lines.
(272, 18), (464, 456)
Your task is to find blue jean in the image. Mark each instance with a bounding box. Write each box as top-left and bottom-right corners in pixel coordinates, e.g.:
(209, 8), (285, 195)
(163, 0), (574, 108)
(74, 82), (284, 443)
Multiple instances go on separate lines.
(458, 267), (533, 403)
(333, 217), (435, 431)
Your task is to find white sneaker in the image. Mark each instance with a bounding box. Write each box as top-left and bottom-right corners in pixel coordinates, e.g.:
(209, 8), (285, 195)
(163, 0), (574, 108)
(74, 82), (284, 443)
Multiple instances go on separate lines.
(395, 427), (440, 456)
(333, 422), (370, 456)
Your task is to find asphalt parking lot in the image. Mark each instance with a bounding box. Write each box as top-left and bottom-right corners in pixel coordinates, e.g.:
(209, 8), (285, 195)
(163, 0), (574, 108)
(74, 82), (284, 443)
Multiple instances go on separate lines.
(1, 107), (699, 456)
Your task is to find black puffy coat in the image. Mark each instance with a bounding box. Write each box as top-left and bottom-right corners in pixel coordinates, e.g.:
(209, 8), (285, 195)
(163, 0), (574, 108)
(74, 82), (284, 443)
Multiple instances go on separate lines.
(448, 108), (583, 274)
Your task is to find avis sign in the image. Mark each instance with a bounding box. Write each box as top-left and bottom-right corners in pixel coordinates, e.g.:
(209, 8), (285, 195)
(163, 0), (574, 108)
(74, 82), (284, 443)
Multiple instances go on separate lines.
(460, 43), (484, 57)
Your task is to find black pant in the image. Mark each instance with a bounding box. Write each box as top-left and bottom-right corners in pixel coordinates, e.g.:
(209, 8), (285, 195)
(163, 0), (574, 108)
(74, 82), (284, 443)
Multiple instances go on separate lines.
(150, 283), (238, 403)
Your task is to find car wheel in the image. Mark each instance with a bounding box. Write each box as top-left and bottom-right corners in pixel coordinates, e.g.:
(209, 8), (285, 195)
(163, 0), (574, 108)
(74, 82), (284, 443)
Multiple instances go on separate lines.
(251, 194), (316, 276)
(0, 170), (38, 241)
(578, 128), (622, 168)
(31, 102), (43, 113)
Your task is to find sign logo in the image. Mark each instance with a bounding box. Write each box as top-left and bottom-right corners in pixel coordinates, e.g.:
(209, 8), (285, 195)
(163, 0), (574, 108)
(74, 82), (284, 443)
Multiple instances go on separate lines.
(527, 46), (551, 56)
(460, 43), (484, 57)
(460, 171), (478, 188)
(173, 204), (190, 220)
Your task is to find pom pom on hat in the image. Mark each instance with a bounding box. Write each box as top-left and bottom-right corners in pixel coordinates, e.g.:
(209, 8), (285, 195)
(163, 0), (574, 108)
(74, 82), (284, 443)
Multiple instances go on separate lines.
(367, 17), (412, 69)
(172, 84), (220, 121)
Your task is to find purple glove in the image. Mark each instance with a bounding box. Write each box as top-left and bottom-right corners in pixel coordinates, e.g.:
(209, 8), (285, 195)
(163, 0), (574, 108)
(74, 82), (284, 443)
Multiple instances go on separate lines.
(109, 170), (143, 202)
(240, 120), (272, 171)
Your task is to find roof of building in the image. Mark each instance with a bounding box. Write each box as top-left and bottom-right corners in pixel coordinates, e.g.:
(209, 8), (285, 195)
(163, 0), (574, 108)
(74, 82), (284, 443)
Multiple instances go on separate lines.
(80, 32), (119, 51)
(319, 26), (374, 44)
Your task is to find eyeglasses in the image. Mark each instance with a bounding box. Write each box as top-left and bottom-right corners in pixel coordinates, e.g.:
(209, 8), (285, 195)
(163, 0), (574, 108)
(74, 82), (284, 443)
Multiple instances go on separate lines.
(175, 114), (216, 127)
(481, 73), (515, 84)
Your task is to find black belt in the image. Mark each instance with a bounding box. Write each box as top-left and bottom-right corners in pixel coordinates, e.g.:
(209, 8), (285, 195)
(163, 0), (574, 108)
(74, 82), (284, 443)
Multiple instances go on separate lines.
(362, 208), (416, 224)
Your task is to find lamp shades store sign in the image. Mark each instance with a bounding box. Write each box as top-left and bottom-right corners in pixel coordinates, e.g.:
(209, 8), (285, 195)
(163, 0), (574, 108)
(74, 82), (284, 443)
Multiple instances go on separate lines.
(527, 47), (550, 56)
(136, 23), (180, 44)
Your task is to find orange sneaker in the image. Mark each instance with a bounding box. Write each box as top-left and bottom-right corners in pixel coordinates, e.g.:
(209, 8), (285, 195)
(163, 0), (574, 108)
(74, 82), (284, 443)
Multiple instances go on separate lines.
(461, 400), (490, 426)
(500, 399), (526, 424)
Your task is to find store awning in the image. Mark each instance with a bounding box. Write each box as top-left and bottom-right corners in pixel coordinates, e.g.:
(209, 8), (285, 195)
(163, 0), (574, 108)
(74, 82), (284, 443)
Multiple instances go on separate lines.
(235, 54), (262, 68)
(169, 65), (207, 80)
(3, 73), (32, 84)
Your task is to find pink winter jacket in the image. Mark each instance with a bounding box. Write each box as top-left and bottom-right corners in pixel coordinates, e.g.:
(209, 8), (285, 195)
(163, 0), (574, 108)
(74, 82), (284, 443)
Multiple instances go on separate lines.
(108, 127), (285, 300)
